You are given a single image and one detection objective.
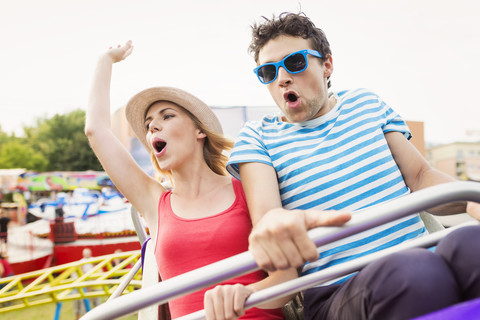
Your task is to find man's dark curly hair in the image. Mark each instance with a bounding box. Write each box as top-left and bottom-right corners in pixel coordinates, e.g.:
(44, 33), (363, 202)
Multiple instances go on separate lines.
(249, 12), (332, 87)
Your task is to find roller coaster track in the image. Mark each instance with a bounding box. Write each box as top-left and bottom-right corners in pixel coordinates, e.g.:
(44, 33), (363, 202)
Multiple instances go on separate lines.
(0, 250), (142, 313)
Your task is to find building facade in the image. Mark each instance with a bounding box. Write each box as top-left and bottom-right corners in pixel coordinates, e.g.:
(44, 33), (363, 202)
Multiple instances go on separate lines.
(427, 142), (480, 181)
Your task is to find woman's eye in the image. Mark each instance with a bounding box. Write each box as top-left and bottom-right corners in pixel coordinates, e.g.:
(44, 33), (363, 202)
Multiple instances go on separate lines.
(164, 114), (174, 120)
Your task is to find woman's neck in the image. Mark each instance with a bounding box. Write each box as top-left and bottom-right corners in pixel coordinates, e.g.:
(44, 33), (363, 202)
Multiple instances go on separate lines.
(171, 162), (226, 199)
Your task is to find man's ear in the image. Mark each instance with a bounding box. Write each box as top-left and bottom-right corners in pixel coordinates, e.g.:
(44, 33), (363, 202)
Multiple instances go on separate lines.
(323, 55), (334, 78)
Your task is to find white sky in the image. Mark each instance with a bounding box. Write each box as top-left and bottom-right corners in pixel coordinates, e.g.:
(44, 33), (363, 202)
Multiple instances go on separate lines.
(1, 0), (480, 144)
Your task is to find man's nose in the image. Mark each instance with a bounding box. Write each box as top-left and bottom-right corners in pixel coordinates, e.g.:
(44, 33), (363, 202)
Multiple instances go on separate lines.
(276, 67), (292, 86)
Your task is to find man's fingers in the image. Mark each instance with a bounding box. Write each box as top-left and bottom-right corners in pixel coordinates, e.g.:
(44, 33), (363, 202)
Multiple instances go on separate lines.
(280, 236), (313, 267)
(467, 201), (480, 220)
(305, 210), (351, 229)
(291, 231), (319, 263)
(249, 209), (351, 271)
(249, 232), (289, 271)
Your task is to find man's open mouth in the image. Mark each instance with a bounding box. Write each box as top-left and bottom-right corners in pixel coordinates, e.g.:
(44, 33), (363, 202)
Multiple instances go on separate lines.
(285, 92), (299, 102)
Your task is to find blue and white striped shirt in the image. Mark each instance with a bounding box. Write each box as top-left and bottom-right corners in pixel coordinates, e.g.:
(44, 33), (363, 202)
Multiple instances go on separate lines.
(227, 88), (426, 282)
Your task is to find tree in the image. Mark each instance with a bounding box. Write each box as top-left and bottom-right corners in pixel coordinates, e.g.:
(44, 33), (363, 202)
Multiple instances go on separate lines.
(0, 125), (47, 170)
(0, 140), (48, 170)
(0, 125), (8, 145)
(24, 109), (104, 171)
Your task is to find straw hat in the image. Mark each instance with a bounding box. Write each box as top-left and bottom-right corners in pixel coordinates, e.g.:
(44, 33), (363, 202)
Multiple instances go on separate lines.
(125, 87), (223, 152)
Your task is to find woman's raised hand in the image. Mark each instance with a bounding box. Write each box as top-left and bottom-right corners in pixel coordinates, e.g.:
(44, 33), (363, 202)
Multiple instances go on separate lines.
(105, 40), (134, 63)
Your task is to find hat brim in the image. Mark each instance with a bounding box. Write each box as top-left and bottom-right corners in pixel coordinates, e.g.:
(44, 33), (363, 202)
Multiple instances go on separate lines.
(125, 87), (223, 153)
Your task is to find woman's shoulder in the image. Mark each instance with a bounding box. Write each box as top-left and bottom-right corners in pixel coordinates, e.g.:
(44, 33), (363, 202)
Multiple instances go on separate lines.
(231, 176), (243, 192)
(230, 177), (248, 205)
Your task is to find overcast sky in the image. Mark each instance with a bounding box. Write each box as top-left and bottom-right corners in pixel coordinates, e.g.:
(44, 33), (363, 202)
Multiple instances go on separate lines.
(1, 0), (479, 145)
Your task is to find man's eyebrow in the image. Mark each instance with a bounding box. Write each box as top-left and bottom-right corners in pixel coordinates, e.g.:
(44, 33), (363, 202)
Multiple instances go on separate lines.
(261, 52), (291, 64)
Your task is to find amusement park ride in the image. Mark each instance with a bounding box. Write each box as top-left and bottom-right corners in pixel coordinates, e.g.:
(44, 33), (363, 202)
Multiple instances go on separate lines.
(1, 182), (480, 319)
(6, 186), (141, 275)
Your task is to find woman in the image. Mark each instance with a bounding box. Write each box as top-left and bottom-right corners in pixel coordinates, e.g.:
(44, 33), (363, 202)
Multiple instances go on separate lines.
(85, 41), (296, 319)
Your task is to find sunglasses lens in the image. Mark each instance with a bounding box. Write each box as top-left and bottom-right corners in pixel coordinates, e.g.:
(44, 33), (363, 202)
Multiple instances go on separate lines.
(285, 53), (307, 73)
(258, 65), (277, 83)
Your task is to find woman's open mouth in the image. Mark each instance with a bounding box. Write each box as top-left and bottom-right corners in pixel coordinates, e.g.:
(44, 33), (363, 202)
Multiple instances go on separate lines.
(152, 138), (167, 155)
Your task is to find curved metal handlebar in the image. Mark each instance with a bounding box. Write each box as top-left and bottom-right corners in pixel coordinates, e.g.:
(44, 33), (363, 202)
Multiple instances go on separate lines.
(81, 181), (480, 320)
(130, 205), (148, 244)
(106, 205), (149, 301)
(179, 220), (478, 320)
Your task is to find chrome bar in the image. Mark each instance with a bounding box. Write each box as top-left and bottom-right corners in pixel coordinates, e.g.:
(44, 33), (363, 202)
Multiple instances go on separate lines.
(81, 181), (480, 320)
(307, 181), (480, 248)
(130, 205), (148, 244)
(105, 206), (147, 301)
(107, 259), (142, 301)
(82, 251), (255, 320)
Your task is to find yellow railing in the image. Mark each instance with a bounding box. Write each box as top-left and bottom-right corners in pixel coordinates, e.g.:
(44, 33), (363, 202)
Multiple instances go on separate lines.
(0, 250), (142, 313)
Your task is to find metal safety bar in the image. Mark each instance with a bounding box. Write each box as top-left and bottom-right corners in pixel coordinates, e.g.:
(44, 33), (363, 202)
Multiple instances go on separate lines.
(81, 181), (480, 320)
(178, 220), (478, 320)
(106, 205), (149, 301)
(107, 259), (142, 301)
(130, 205), (149, 244)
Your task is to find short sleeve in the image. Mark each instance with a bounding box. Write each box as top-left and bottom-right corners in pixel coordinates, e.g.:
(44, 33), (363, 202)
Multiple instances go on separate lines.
(226, 120), (274, 180)
(379, 96), (412, 140)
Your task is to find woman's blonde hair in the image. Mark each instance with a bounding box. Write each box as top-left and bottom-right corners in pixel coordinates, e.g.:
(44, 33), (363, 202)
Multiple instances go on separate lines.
(149, 104), (233, 185)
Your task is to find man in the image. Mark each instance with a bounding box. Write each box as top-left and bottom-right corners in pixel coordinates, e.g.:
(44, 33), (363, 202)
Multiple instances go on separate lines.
(227, 12), (480, 319)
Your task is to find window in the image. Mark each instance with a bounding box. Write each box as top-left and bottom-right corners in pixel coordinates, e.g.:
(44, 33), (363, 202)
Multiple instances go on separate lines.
(457, 149), (464, 160)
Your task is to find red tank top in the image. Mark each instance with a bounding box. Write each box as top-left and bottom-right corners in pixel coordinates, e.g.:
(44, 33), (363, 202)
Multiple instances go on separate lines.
(154, 178), (284, 319)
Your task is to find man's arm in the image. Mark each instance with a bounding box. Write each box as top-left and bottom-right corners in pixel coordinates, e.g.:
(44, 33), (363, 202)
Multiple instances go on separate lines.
(240, 162), (351, 271)
(238, 162), (282, 225)
(386, 131), (480, 218)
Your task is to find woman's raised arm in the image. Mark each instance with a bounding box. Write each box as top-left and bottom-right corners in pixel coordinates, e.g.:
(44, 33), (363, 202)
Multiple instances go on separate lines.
(85, 41), (163, 222)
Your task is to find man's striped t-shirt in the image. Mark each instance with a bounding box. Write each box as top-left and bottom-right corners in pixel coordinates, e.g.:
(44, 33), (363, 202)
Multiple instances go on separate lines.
(227, 88), (427, 281)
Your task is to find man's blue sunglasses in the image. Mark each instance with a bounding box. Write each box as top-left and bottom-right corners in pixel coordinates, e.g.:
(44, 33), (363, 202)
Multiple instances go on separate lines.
(253, 49), (322, 84)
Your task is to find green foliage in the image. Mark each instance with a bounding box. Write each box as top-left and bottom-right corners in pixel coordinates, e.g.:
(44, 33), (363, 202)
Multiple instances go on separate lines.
(0, 140), (48, 170)
(0, 125), (48, 170)
(0, 125), (9, 145)
(0, 110), (104, 171)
